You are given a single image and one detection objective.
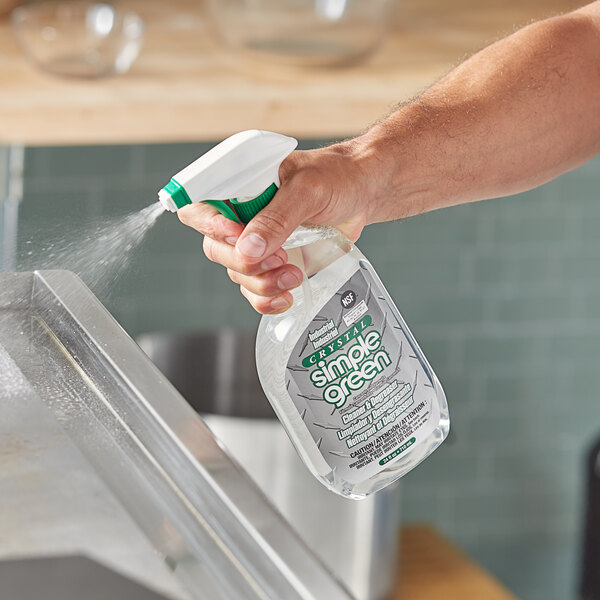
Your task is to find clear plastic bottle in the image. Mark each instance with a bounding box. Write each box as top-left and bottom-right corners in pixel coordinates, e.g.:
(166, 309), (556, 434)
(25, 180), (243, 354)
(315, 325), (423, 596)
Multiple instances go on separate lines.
(159, 130), (450, 499)
(255, 226), (449, 498)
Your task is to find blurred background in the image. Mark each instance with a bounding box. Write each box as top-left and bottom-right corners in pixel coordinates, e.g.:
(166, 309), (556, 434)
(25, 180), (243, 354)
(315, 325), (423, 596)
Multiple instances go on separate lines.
(10, 139), (600, 600)
(1, 1), (599, 599)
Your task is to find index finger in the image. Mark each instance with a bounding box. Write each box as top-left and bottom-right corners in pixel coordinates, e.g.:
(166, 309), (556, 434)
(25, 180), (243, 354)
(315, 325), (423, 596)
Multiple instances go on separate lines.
(178, 202), (245, 243)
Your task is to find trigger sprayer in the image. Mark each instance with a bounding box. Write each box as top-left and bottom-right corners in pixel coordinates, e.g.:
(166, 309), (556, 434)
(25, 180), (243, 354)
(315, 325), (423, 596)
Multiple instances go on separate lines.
(158, 130), (297, 223)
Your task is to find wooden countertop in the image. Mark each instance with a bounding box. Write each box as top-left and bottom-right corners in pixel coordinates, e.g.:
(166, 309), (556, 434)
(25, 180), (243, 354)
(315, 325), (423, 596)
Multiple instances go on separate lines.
(397, 526), (517, 600)
(0, 0), (583, 146)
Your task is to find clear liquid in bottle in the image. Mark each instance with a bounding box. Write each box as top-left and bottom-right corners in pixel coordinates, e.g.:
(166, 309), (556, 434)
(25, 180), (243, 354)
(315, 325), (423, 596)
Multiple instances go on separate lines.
(256, 227), (449, 499)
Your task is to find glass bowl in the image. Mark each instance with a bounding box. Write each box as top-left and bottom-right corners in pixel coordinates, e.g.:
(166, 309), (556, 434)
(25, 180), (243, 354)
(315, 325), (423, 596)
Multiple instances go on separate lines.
(11, 1), (144, 78)
(207, 0), (395, 68)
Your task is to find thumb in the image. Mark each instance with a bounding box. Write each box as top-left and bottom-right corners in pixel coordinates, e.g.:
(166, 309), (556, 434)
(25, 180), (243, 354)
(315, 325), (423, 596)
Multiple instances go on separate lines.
(235, 179), (316, 262)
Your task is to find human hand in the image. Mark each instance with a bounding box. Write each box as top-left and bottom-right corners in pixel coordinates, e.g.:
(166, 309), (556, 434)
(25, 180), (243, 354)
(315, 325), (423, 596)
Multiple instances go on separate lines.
(178, 138), (379, 314)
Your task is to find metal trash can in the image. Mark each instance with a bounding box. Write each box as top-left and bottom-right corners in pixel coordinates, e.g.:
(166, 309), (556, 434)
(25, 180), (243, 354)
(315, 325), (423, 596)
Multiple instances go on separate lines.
(137, 329), (401, 600)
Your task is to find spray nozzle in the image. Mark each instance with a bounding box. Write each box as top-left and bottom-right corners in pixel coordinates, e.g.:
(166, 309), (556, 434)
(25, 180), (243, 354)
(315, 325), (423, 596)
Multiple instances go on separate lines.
(158, 130), (298, 224)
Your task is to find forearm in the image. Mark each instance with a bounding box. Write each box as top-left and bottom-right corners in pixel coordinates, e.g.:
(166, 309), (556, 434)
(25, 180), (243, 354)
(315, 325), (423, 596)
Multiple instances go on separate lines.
(357, 2), (600, 223)
(181, 4), (600, 314)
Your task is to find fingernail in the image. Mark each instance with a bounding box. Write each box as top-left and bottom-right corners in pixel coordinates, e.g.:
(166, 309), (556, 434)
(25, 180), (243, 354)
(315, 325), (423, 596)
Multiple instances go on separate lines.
(261, 255), (284, 270)
(278, 271), (301, 290)
(237, 233), (267, 258)
(225, 236), (238, 245)
(271, 296), (291, 311)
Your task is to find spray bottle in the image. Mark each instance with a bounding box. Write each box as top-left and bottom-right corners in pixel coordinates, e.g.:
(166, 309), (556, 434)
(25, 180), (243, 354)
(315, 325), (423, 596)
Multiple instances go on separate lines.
(159, 130), (449, 499)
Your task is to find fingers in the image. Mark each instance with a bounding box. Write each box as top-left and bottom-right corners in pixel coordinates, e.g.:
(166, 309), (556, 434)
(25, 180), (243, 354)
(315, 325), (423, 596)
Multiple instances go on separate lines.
(235, 167), (322, 263)
(205, 236), (303, 314)
(174, 145), (365, 316)
(179, 200), (303, 315)
(204, 237), (295, 277)
(227, 265), (303, 297)
(206, 236), (303, 313)
(239, 286), (294, 315)
(178, 202), (244, 243)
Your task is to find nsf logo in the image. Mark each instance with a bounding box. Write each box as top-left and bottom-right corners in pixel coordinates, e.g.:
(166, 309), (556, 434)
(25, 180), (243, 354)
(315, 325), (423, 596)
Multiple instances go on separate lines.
(340, 290), (357, 309)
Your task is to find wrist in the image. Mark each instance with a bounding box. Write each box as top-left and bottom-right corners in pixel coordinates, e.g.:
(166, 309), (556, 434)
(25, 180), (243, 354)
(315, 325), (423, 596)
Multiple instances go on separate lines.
(331, 132), (400, 226)
(353, 108), (441, 223)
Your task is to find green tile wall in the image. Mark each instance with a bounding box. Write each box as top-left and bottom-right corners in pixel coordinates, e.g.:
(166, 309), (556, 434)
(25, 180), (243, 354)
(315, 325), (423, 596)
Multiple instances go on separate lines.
(7, 142), (600, 600)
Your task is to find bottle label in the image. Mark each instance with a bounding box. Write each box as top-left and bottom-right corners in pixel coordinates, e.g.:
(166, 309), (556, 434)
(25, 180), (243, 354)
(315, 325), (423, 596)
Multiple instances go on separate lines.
(286, 269), (439, 483)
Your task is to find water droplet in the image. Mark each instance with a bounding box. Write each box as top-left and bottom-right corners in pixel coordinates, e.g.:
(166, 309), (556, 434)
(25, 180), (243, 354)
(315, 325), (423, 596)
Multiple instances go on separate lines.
(18, 201), (165, 298)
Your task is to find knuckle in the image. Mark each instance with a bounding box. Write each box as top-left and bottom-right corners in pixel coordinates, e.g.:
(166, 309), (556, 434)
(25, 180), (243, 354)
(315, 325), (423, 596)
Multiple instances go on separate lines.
(251, 275), (274, 297)
(290, 163), (321, 189)
(236, 260), (258, 276)
(239, 286), (271, 315)
(179, 205), (208, 233)
(232, 270), (276, 296)
(252, 297), (274, 315)
(279, 151), (302, 182)
(199, 217), (217, 240)
(177, 210), (190, 226)
(182, 206), (222, 239)
(253, 210), (289, 238)
(287, 169), (328, 209)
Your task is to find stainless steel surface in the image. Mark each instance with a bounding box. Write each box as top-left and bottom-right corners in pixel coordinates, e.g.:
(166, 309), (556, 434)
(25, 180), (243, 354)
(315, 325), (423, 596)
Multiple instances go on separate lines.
(0, 271), (352, 600)
(139, 330), (401, 600)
